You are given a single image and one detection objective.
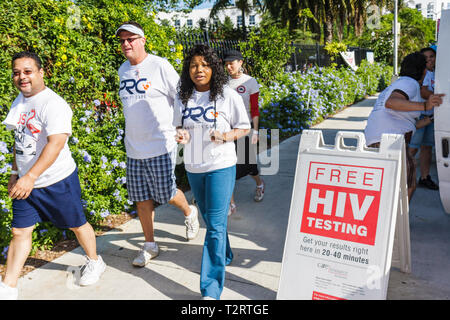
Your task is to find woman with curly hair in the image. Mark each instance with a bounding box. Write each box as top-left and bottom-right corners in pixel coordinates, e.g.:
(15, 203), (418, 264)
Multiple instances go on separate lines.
(174, 44), (250, 300)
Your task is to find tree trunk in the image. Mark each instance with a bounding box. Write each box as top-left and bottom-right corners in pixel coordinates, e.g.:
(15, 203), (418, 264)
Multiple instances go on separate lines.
(323, 0), (334, 44)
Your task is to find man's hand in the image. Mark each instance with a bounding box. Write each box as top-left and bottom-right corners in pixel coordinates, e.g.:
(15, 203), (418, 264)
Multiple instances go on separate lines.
(425, 93), (445, 110)
(9, 172), (37, 200)
(7, 174), (18, 195)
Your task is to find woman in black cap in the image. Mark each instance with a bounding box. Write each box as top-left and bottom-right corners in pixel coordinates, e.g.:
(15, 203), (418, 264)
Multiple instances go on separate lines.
(223, 49), (265, 216)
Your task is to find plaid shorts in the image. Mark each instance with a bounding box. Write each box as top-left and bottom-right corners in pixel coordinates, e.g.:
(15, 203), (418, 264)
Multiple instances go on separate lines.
(126, 149), (177, 204)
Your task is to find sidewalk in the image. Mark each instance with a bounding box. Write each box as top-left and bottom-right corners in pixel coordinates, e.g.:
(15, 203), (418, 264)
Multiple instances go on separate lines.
(17, 95), (450, 300)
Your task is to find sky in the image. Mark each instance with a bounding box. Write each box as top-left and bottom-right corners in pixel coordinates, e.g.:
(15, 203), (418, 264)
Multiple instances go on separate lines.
(193, 0), (214, 9)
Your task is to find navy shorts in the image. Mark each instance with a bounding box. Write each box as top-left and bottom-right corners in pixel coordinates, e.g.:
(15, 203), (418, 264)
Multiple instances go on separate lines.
(126, 148), (178, 204)
(12, 168), (87, 229)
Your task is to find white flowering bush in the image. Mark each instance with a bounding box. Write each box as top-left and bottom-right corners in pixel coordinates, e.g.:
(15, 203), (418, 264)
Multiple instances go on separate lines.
(259, 61), (393, 140)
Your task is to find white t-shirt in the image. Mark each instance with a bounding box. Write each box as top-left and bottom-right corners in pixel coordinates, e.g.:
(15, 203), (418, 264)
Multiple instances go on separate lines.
(364, 76), (422, 146)
(422, 70), (435, 116)
(173, 87), (251, 173)
(228, 74), (260, 120)
(2, 88), (76, 188)
(423, 70), (435, 92)
(118, 54), (179, 159)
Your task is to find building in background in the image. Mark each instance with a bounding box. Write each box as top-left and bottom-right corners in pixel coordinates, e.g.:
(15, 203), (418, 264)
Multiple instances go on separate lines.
(157, 6), (262, 30)
(406, 0), (450, 20)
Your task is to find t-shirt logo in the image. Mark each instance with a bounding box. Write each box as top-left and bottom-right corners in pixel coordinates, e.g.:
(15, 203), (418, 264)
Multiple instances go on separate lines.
(237, 85), (246, 94)
(182, 106), (216, 123)
(119, 78), (151, 95)
(17, 109), (41, 135)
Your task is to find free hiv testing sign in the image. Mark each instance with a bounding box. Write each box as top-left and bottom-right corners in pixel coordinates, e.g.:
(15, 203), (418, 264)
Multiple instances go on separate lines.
(278, 131), (406, 300)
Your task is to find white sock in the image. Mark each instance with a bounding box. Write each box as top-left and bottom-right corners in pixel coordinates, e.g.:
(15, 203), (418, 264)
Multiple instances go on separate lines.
(144, 242), (157, 250)
(185, 207), (197, 220)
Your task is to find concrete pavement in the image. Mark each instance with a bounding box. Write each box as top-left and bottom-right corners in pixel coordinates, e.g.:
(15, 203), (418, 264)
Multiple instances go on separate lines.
(16, 95), (450, 300)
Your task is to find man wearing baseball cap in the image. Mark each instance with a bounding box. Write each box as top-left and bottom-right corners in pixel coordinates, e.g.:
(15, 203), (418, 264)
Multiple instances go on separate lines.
(115, 21), (199, 267)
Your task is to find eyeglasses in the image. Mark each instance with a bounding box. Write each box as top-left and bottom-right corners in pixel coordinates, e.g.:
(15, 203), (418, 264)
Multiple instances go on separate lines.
(118, 37), (142, 45)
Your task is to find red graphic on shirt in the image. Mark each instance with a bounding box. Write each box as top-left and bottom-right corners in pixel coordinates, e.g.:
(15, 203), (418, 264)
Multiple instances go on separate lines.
(17, 109), (41, 135)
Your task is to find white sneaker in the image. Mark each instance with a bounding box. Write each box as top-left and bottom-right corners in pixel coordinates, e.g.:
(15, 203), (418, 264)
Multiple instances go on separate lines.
(254, 180), (265, 202)
(0, 277), (18, 300)
(132, 244), (159, 267)
(228, 203), (237, 217)
(185, 205), (200, 241)
(79, 255), (106, 286)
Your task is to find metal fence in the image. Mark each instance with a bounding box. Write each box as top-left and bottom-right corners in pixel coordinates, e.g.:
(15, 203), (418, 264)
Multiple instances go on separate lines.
(288, 43), (373, 71)
(176, 31), (373, 70)
(176, 31), (242, 60)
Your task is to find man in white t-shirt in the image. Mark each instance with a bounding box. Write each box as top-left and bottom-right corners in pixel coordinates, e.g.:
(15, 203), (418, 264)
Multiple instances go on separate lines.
(115, 21), (199, 267)
(409, 47), (438, 190)
(364, 52), (444, 201)
(0, 52), (105, 300)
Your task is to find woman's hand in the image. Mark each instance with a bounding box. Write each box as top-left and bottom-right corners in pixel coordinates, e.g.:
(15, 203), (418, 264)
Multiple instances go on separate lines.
(251, 130), (259, 144)
(175, 128), (190, 144)
(210, 130), (225, 144)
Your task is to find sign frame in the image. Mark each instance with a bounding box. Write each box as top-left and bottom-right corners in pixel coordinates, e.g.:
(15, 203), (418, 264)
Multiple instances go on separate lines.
(277, 130), (410, 300)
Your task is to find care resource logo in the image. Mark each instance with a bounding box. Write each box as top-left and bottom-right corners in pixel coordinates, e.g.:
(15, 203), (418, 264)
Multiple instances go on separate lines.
(300, 162), (384, 245)
(182, 106), (218, 123)
(119, 78), (151, 95)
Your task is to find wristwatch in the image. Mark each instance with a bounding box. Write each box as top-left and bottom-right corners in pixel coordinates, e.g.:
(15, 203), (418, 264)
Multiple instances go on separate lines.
(10, 170), (18, 175)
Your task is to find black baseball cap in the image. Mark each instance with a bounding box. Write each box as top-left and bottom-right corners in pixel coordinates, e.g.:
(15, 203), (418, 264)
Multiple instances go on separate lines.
(223, 49), (243, 61)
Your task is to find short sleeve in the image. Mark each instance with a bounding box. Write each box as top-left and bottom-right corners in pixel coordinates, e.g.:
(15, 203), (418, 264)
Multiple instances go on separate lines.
(43, 98), (73, 136)
(173, 97), (183, 128)
(392, 78), (420, 101)
(249, 77), (261, 95)
(161, 59), (180, 101)
(230, 91), (251, 129)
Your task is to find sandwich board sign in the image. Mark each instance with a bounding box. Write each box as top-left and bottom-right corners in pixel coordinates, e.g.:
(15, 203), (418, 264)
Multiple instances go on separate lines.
(340, 51), (358, 71)
(434, 9), (450, 214)
(277, 130), (410, 300)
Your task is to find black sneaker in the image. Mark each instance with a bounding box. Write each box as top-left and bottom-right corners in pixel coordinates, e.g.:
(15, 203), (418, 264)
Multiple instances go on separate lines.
(418, 175), (439, 190)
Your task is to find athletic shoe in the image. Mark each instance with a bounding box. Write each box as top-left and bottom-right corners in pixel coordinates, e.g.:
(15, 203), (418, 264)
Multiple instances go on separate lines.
(185, 205), (200, 241)
(201, 296), (216, 300)
(228, 203), (237, 217)
(0, 277), (18, 300)
(418, 175), (439, 190)
(132, 244), (159, 267)
(79, 255), (106, 286)
(254, 180), (265, 202)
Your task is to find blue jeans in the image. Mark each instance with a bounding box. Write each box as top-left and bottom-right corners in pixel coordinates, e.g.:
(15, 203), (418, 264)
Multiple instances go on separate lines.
(187, 166), (236, 300)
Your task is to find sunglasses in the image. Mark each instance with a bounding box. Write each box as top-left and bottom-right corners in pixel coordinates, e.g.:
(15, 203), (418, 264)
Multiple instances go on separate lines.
(118, 37), (142, 45)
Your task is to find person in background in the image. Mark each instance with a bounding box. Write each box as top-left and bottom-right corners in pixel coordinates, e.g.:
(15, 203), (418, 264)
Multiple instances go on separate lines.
(409, 47), (438, 190)
(223, 49), (265, 216)
(0, 51), (106, 300)
(364, 52), (444, 201)
(115, 21), (199, 268)
(174, 44), (250, 299)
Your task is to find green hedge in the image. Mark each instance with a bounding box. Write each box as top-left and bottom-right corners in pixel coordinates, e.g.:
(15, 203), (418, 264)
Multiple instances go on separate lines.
(0, 0), (183, 257)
